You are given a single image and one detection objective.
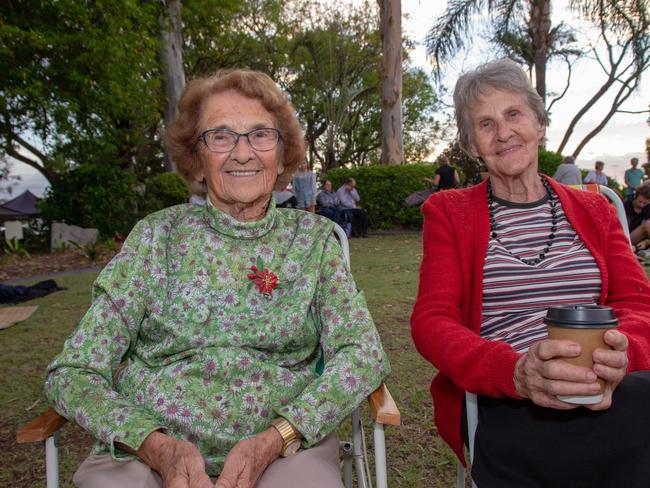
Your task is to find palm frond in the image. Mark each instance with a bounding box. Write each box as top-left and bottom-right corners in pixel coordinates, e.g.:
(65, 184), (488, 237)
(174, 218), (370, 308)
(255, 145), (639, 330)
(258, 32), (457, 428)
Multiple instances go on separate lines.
(425, 0), (488, 76)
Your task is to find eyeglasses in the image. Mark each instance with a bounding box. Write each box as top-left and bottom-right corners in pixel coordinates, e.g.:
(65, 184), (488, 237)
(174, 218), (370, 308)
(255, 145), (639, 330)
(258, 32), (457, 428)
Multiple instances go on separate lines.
(200, 127), (281, 153)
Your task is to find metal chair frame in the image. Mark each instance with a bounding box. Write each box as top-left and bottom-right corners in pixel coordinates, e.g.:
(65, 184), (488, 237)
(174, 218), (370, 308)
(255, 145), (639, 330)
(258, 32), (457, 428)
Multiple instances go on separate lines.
(17, 222), (400, 488)
(456, 184), (630, 488)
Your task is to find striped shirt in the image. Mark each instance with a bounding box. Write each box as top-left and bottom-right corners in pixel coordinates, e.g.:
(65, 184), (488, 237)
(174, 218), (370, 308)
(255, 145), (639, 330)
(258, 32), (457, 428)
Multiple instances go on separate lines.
(481, 191), (601, 352)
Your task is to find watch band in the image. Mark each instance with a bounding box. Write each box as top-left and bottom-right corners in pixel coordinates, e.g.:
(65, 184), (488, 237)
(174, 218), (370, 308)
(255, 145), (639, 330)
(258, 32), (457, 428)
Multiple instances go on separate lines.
(271, 417), (301, 457)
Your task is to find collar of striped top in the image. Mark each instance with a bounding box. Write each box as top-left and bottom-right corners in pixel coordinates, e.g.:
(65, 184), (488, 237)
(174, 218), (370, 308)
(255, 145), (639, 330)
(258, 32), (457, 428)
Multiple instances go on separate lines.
(487, 176), (558, 265)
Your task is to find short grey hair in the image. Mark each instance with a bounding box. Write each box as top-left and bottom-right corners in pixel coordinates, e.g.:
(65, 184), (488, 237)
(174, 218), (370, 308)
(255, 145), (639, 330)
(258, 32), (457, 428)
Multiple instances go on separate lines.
(453, 58), (548, 156)
(562, 155), (575, 164)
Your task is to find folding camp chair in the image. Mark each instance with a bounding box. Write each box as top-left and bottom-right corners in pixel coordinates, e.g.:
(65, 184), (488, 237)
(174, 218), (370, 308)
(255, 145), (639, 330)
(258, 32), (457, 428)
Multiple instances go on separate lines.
(17, 223), (400, 488)
(456, 184), (631, 488)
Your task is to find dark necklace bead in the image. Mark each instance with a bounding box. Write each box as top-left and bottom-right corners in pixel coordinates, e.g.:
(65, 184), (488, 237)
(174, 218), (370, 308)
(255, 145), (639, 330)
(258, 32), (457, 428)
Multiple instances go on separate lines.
(487, 177), (557, 266)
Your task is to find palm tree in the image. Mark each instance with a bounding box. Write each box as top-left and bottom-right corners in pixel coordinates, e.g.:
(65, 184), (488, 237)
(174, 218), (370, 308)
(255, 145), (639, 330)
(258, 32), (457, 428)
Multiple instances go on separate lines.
(426, 0), (648, 108)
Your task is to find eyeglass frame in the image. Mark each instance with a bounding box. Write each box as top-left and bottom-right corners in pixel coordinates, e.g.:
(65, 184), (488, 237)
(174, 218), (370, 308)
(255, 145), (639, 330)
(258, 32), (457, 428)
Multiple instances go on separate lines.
(199, 127), (282, 153)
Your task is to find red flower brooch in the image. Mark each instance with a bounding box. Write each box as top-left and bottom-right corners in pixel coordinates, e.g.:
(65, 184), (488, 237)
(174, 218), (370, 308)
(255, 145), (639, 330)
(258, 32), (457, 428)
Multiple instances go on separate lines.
(247, 257), (278, 300)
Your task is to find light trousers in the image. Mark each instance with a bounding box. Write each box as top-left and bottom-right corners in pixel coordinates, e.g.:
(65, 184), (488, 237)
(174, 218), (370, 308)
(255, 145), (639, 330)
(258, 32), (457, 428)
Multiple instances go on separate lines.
(73, 434), (344, 488)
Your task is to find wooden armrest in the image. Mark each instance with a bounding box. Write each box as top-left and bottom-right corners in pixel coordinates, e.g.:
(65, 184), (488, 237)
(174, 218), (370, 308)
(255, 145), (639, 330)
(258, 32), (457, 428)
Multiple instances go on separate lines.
(17, 408), (68, 443)
(368, 383), (400, 426)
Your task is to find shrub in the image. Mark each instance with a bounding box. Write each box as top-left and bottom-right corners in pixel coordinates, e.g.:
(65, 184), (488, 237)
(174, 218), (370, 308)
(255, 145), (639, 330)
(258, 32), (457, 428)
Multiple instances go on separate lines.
(140, 172), (189, 216)
(39, 164), (138, 238)
(322, 164), (438, 229)
(537, 148), (563, 176)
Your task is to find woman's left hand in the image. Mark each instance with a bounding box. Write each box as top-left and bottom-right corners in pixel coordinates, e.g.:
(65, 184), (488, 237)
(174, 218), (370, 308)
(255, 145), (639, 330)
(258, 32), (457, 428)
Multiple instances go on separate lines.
(214, 427), (283, 488)
(586, 329), (629, 411)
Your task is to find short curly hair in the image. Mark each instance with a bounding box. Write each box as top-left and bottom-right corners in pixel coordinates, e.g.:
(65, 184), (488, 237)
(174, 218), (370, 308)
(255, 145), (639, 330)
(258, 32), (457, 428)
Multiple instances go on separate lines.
(453, 58), (548, 157)
(165, 69), (305, 191)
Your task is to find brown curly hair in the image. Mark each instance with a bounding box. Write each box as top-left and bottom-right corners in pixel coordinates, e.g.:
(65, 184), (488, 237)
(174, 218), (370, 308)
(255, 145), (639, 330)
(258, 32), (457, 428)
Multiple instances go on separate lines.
(165, 69), (305, 191)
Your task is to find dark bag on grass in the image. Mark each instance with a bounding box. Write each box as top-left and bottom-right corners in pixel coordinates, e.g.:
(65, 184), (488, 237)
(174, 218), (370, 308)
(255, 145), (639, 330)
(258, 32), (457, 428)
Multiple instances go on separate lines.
(405, 187), (436, 207)
(0, 279), (63, 304)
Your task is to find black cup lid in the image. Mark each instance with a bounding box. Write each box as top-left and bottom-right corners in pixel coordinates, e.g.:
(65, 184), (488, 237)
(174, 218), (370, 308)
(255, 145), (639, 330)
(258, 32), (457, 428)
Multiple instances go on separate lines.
(544, 304), (618, 328)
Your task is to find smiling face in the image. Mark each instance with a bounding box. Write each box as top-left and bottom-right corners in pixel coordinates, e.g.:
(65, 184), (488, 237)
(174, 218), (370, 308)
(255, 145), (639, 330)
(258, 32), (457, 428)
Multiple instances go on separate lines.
(468, 88), (545, 180)
(197, 90), (284, 219)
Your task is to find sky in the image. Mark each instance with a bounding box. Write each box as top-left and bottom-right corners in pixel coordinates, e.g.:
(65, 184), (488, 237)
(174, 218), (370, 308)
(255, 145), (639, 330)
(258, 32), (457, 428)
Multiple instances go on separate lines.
(2, 0), (648, 200)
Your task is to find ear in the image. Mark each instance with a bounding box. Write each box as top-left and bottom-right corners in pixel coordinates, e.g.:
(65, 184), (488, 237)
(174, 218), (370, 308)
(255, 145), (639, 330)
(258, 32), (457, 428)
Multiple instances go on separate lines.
(276, 162), (285, 176)
(469, 142), (480, 159)
(537, 123), (546, 142)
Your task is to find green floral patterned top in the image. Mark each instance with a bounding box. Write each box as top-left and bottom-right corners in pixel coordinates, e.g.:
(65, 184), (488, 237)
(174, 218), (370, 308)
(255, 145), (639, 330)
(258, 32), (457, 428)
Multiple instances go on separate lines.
(45, 200), (390, 474)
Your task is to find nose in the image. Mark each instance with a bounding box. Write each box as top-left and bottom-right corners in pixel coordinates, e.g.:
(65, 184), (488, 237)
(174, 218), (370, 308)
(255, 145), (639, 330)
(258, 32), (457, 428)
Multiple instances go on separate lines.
(230, 135), (254, 164)
(495, 121), (513, 141)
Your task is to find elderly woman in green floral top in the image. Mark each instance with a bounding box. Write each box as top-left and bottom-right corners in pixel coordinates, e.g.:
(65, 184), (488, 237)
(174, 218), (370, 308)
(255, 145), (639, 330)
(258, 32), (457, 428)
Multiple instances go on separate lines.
(45, 69), (390, 488)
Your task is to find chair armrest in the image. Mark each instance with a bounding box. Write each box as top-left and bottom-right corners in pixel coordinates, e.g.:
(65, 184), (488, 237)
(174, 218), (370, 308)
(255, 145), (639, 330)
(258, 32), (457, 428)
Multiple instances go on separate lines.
(16, 408), (68, 443)
(368, 383), (400, 426)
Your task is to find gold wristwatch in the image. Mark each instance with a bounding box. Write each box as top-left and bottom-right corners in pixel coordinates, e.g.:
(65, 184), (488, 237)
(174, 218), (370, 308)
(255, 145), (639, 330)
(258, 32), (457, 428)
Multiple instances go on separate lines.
(271, 417), (302, 457)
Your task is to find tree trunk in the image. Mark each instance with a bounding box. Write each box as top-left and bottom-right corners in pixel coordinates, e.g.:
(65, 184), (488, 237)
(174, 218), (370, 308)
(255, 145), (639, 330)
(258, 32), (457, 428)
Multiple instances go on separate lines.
(159, 0), (186, 173)
(529, 0), (551, 107)
(378, 0), (404, 165)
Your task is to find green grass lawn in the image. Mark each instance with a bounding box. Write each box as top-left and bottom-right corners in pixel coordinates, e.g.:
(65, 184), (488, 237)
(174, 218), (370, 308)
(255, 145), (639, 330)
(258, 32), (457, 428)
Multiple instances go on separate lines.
(3, 235), (649, 487)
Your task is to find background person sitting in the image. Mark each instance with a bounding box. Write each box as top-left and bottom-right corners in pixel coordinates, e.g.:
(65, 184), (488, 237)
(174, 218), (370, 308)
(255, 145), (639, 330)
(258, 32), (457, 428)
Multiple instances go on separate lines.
(336, 177), (368, 237)
(411, 58), (650, 487)
(583, 160), (608, 186)
(45, 69), (390, 488)
(552, 155), (582, 185)
(316, 180), (349, 235)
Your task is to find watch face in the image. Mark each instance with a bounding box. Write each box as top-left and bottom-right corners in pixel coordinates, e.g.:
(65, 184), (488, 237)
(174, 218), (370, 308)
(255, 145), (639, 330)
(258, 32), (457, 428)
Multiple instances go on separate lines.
(282, 439), (301, 457)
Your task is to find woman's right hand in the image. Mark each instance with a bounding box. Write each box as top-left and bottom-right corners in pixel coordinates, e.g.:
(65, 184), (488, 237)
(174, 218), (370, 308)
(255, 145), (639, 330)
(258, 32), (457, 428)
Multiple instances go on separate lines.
(130, 431), (213, 488)
(513, 339), (601, 409)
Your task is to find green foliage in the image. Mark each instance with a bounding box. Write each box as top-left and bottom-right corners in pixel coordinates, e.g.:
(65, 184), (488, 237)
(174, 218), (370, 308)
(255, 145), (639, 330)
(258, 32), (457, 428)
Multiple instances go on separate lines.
(39, 164), (138, 238)
(104, 237), (118, 252)
(185, 0), (442, 171)
(1, 0), (163, 182)
(69, 240), (102, 263)
(140, 172), (189, 216)
(3, 237), (30, 258)
(537, 148), (563, 176)
(323, 164), (438, 229)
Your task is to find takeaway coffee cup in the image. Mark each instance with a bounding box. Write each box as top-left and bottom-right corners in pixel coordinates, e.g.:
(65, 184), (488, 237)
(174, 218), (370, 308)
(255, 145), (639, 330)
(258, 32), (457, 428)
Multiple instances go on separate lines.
(544, 304), (618, 405)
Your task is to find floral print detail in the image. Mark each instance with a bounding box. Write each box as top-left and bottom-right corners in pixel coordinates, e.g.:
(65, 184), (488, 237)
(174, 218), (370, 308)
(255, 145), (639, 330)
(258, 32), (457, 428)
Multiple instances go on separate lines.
(44, 201), (389, 475)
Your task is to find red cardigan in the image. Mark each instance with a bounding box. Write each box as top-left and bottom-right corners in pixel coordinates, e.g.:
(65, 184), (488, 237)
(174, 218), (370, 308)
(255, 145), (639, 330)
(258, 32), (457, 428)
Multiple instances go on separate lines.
(410, 177), (650, 464)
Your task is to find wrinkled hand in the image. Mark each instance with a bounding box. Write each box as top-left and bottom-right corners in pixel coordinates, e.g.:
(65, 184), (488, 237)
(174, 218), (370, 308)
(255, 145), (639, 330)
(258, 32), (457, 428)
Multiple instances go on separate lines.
(214, 427), (283, 488)
(129, 431), (213, 488)
(586, 329), (628, 411)
(513, 339), (601, 409)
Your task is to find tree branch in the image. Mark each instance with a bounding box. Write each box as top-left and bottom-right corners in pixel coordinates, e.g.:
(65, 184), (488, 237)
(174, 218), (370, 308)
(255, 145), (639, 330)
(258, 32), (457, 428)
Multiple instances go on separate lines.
(546, 55), (573, 113)
(555, 37), (634, 154)
(572, 65), (645, 157)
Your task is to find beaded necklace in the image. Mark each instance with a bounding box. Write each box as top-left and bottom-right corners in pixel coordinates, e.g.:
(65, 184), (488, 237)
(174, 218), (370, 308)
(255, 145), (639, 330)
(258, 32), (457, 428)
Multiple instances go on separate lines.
(487, 177), (557, 265)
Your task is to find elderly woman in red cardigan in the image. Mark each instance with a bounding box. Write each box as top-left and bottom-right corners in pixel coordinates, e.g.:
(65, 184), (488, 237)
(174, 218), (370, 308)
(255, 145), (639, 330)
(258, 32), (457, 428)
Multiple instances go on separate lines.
(411, 58), (650, 487)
